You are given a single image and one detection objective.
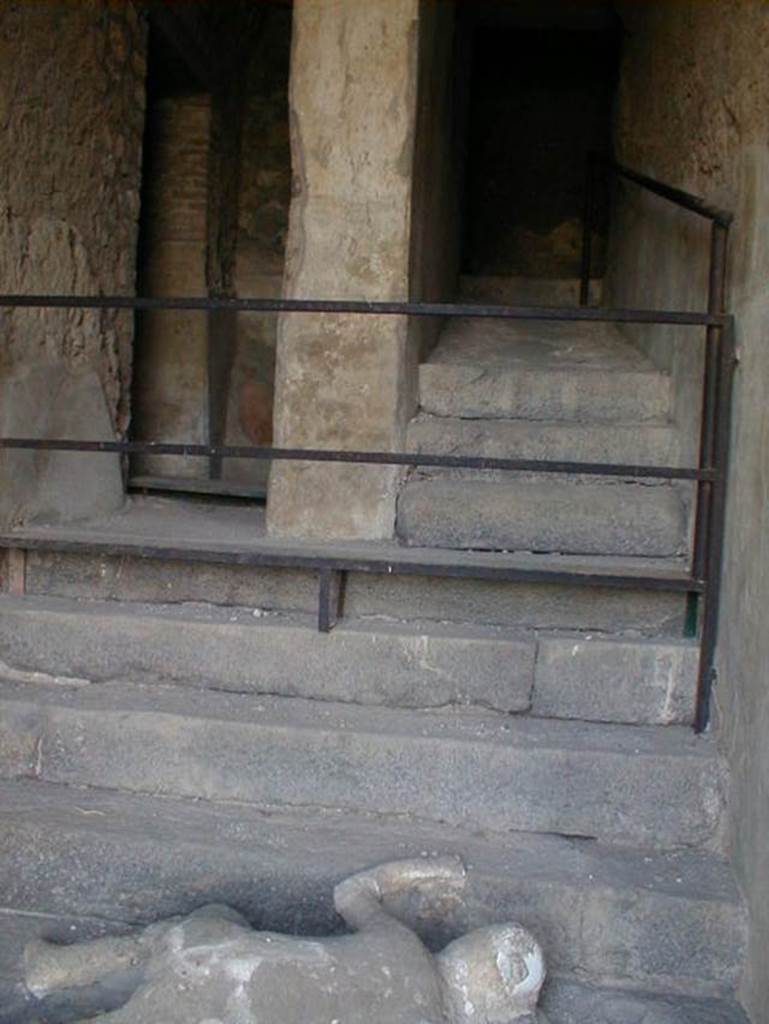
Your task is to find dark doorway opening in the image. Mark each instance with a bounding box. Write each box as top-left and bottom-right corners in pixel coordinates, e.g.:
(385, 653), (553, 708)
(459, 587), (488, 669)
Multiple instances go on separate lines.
(129, 3), (293, 504)
(457, 4), (620, 281)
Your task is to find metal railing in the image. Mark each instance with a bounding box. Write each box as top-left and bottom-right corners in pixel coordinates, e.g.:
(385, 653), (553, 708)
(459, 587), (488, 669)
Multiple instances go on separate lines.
(581, 153), (735, 731)
(0, 165), (735, 732)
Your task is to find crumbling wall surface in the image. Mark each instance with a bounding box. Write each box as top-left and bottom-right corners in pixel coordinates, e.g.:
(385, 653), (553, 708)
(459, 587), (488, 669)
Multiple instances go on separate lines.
(0, 1), (146, 524)
(268, 0), (421, 540)
(612, 4), (769, 1019)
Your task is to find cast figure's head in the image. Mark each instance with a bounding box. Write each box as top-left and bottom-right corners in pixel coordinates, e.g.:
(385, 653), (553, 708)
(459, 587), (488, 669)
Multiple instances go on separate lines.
(437, 923), (545, 1024)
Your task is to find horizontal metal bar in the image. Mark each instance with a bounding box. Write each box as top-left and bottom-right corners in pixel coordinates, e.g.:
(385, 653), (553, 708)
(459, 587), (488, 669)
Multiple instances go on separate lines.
(604, 157), (733, 227)
(0, 438), (714, 481)
(0, 534), (706, 593)
(0, 293), (726, 326)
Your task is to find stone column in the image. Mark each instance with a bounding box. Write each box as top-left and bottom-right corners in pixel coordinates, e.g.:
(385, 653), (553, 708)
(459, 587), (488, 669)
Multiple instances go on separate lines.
(267, 0), (420, 540)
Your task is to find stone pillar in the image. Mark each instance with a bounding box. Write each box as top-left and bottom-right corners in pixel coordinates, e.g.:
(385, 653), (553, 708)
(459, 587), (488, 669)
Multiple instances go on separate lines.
(267, 0), (420, 540)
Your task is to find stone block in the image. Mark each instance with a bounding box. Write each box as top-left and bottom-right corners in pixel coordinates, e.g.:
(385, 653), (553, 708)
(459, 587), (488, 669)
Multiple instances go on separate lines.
(419, 363), (670, 422)
(533, 635), (699, 725)
(0, 681), (724, 848)
(0, 367), (124, 530)
(398, 479), (688, 556)
(0, 596), (535, 713)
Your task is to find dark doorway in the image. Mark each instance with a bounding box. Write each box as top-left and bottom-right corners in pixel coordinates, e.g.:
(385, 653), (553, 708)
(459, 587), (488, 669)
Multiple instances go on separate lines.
(458, 4), (620, 279)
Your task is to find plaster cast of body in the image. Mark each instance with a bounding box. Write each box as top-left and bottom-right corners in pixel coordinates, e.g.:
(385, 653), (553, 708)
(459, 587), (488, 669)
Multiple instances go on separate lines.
(25, 857), (548, 1024)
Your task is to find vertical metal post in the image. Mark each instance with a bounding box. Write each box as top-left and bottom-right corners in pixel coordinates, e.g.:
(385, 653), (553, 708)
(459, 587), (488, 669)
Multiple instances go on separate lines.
(693, 222), (729, 581)
(318, 569), (343, 633)
(3, 548), (25, 596)
(694, 314), (736, 732)
(579, 153), (597, 306)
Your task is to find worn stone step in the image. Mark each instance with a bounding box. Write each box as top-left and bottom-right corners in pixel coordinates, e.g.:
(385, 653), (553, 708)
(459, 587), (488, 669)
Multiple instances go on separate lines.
(420, 362), (671, 423)
(15, 545), (691, 635)
(0, 681), (722, 848)
(398, 478), (689, 556)
(419, 315), (671, 423)
(407, 413), (679, 470)
(2, 496), (692, 635)
(0, 779), (746, 1015)
(0, 595), (699, 724)
(0, 595), (534, 714)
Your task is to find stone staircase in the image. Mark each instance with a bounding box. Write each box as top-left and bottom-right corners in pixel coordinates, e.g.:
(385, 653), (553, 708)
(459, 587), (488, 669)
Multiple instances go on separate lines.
(398, 283), (690, 557)
(0, 279), (749, 1022)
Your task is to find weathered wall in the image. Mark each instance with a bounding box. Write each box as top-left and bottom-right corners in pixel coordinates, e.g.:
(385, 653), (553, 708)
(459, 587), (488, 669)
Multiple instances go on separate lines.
(268, 0), (421, 540)
(407, 0), (459, 380)
(224, 5), (292, 489)
(610, 4), (769, 1019)
(0, 0), (146, 525)
(132, 93), (211, 479)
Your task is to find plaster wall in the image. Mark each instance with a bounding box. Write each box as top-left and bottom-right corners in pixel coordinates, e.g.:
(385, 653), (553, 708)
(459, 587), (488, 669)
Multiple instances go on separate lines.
(610, 4), (769, 1018)
(0, 0), (146, 525)
(268, 0), (422, 540)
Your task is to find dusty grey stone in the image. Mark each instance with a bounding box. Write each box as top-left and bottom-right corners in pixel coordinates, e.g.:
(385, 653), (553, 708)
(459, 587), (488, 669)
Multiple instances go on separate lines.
(0, 368), (124, 531)
(407, 415), (679, 470)
(0, 681), (724, 848)
(268, 0), (422, 540)
(7, 494), (688, 635)
(540, 978), (750, 1024)
(532, 635), (699, 725)
(24, 858), (548, 1024)
(0, 780), (746, 995)
(0, 595), (535, 712)
(24, 549), (318, 612)
(21, 549), (689, 636)
(398, 479), (688, 557)
(345, 571), (688, 635)
(419, 362), (671, 423)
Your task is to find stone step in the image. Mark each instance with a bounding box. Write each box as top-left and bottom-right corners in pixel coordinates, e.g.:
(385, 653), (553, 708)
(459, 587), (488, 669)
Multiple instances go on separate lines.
(407, 413), (679, 470)
(15, 545), (692, 635)
(0, 595), (699, 725)
(0, 680), (722, 848)
(0, 779), (746, 1014)
(398, 478), (689, 556)
(420, 361), (671, 423)
(419, 313), (671, 423)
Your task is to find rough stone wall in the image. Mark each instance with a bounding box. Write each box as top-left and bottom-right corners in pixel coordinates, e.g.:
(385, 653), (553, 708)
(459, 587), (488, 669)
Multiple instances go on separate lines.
(0, 0), (145, 426)
(132, 94), (211, 479)
(268, 0), (421, 540)
(0, 0), (146, 525)
(610, 4), (769, 1019)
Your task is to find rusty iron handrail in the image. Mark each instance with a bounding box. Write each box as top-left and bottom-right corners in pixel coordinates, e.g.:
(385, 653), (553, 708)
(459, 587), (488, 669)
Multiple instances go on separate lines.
(0, 227), (735, 732)
(580, 154), (734, 732)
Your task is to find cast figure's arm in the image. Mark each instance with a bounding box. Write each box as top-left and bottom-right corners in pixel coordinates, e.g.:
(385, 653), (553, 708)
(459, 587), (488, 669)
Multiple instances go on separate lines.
(333, 856), (466, 930)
